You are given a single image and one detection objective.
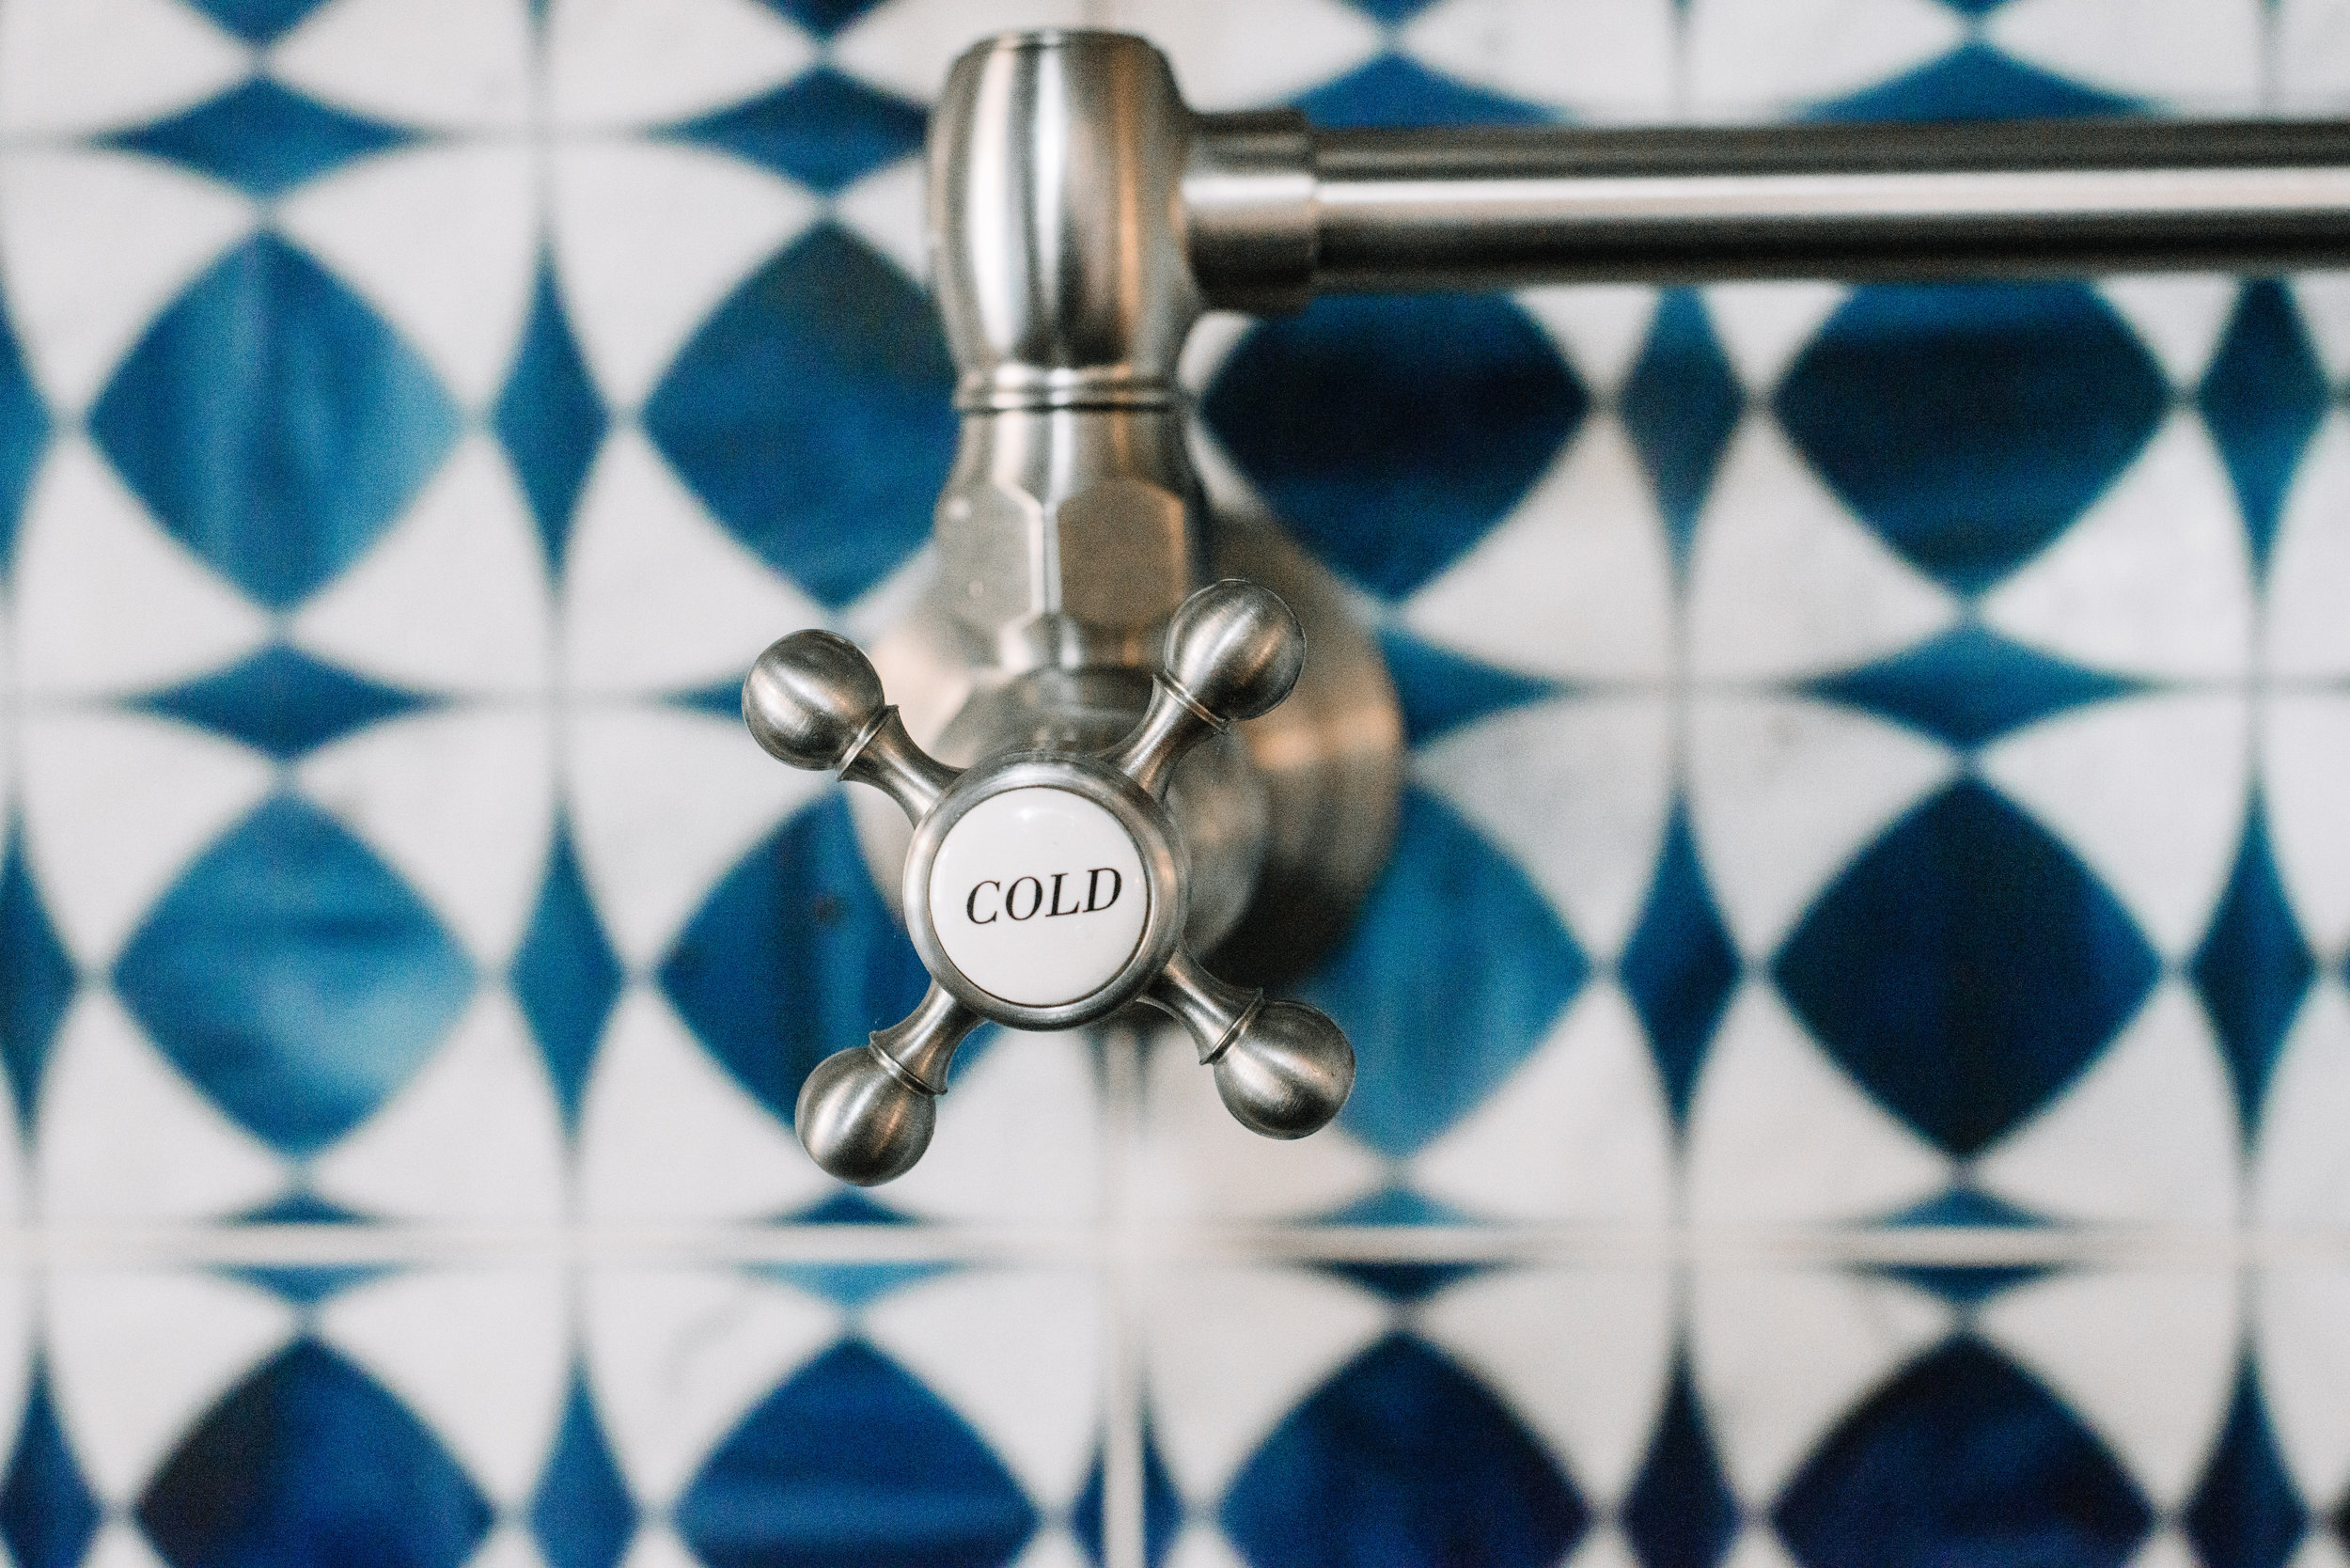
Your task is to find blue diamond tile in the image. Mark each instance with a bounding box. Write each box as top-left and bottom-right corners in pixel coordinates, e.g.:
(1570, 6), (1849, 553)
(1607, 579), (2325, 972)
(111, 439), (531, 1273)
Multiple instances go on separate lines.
(1072, 1427), (1183, 1568)
(1378, 627), (1563, 747)
(114, 794), (476, 1155)
(1776, 1337), (2152, 1568)
(673, 675), (756, 722)
(137, 643), (434, 760)
(494, 259), (607, 572)
(0, 823), (74, 1134)
(91, 234), (462, 611)
(1935, 0), (2016, 15)
(1873, 1192), (2052, 1305)
(1622, 290), (1747, 564)
(2191, 804), (2314, 1137)
(111, 79), (413, 199)
(2185, 1361), (2305, 1568)
(1340, 0), (1448, 24)
(141, 1340), (494, 1568)
(1223, 1334), (1589, 1568)
(1300, 789), (1589, 1157)
(0, 291), (49, 574)
(1622, 1360), (1740, 1568)
(1774, 780), (2160, 1158)
(185, 0), (333, 43)
(642, 224), (952, 607)
(673, 68), (926, 196)
(758, 1260), (954, 1310)
(1292, 54), (1556, 129)
(0, 1363), (100, 1568)
(1813, 42), (2140, 122)
(236, 1189), (372, 1226)
(1203, 297), (1587, 600)
(227, 1261), (397, 1305)
(511, 818), (624, 1130)
(1620, 806), (1741, 1125)
(676, 1340), (1039, 1568)
(758, 0), (886, 36)
(1776, 282), (2166, 594)
(1808, 623), (2139, 748)
(2201, 280), (2330, 573)
(532, 1372), (638, 1568)
(659, 795), (930, 1128)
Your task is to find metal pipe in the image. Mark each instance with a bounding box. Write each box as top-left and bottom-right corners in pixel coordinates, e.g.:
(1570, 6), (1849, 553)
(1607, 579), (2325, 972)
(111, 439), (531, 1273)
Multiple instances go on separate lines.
(1189, 118), (2350, 300)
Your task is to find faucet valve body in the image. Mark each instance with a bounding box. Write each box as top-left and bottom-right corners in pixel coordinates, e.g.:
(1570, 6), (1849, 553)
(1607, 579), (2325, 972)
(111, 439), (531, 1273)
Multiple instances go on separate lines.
(746, 582), (1356, 1185)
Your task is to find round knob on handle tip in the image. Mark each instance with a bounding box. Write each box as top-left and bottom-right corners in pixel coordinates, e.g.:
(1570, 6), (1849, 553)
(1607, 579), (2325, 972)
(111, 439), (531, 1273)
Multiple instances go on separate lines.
(794, 1046), (936, 1186)
(1163, 579), (1306, 726)
(744, 629), (886, 771)
(1210, 998), (1355, 1139)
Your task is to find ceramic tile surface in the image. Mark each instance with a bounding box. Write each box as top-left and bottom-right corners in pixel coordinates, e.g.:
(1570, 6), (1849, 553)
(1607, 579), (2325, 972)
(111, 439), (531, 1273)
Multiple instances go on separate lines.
(0, 0), (2346, 1563)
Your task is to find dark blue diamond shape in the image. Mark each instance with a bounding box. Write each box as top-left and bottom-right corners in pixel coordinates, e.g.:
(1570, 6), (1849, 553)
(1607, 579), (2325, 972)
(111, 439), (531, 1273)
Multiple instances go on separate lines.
(0, 1363), (101, 1568)
(1777, 1337), (2151, 1568)
(114, 794), (476, 1155)
(532, 1372), (638, 1568)
(228, 1262), (396, 1305)
(677, 1340), (1039, 1568)
(1203, 296), (1587, 600)
(1622, 1360), (1740, 1568)
(1773, 779), (2160, 1158)
(137, 643), (434, 760)
(0, 290), (49, 573)
(1292, 54), (1556, 130)
(184, 0), (333, 43)
(2201, 280), (2331, 574)
(111, 79), (413, 199)
(1813, 42), (2140, 122)
(643, 224), (953, 607)
(672, 68), (926, 196)
(1300, 789), (1588, 1157)
(1620, 806), (1741, 1126)
(659, 795), (930, 1127)
(1776, 282), (2166, 594)
(494, 259), (607, 572)
(672, 676), (754, 722)
(2191, 805), (2315, 1137)
(1809, 623), (2139, 748)
(1378, 627), (1563, 747)
(1935, 0), (2017, 15)
(236, 1189), (371, 1226)
(2184, 1361), (2306, 1568)
(1341, 0), (1449, 24)
(0, 823), (74, 1134)
(757, 0), (887, 37)
(511, 819), (624, 1131)
(1621, 290), (1747, 565)
(91, 234), (462, 610)
(1072, 1426), (1183, 1568)
(1224, 1335), (1590, 1568)
(141, 1340), (494, 1568)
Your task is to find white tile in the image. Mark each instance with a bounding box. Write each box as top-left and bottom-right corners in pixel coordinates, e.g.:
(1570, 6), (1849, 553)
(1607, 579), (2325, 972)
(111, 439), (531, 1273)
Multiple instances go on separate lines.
(831, 0), (1089, 104)
(2259, 1261), (2350, 1511)
(2252, 980), (2350, 1229)
(880, 1030), (1103, 1224)
(1402, 0), (1675, 121)
(546, 0), (813, 129)
(1987, 0), (2262, 109)
(1684, 982), (1950, 1226)
(1976, 1266), (2239, 1511)
(2097, 275), (2242, 390)
(297, 706), (558, 971)
(321, 1267), (571, 1507)
(2281, 0), (2350, 110)
(270, 0), (534, 131)
(277, 147), (540, 413)
(1517, 287), (1662, 400)
(1133, 1024), (1386, 1223)
(2261, 695), (2350, 964)
(1685, 0), (1963, 118)
(1982, 414), (2255, 681)
(1404, 416), (1677, 683)
(2266, 414), (2350, 681)
(1978, 693), (2252, 963)
(1415, 695), (1674, 964)
(0, 0), (249, 135)
(1104, 0), (1384, 112)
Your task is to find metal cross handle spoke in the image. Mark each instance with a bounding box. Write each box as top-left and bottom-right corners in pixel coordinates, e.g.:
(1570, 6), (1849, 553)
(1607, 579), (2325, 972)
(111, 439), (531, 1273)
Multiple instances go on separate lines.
(744, 580), (1356, 1185)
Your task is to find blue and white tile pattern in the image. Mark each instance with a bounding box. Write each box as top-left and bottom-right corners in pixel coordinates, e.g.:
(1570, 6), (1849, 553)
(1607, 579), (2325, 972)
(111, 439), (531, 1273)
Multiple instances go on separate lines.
(1, 0), (2349, 1561)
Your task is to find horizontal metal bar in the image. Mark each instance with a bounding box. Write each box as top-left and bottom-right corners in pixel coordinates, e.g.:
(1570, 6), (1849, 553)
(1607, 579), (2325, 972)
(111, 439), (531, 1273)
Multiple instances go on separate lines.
(1191, 118), (2350, 298)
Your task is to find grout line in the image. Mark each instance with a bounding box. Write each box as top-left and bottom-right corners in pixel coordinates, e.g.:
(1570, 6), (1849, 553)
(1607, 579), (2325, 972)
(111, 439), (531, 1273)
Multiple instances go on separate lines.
(0, 1222), (2336, 1268)
(1099, 1024), (1147, 1568)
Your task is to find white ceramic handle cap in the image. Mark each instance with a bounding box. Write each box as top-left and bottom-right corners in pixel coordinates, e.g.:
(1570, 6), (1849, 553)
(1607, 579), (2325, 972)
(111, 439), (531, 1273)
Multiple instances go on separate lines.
(925, 786), (1150, 1008)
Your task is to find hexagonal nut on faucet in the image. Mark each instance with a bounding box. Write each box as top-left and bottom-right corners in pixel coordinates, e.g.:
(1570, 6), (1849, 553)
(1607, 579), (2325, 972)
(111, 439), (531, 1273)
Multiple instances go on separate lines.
(933, 410), (1199, 666)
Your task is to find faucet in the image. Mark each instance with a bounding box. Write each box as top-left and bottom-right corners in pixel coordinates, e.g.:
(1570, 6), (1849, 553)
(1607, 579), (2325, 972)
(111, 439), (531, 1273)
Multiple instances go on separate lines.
(744, 29), (2350, 1185)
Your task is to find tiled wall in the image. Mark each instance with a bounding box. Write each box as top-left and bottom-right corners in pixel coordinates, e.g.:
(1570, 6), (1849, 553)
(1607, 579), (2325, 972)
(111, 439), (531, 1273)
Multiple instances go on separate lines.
(0, 0), (2347, 1565)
